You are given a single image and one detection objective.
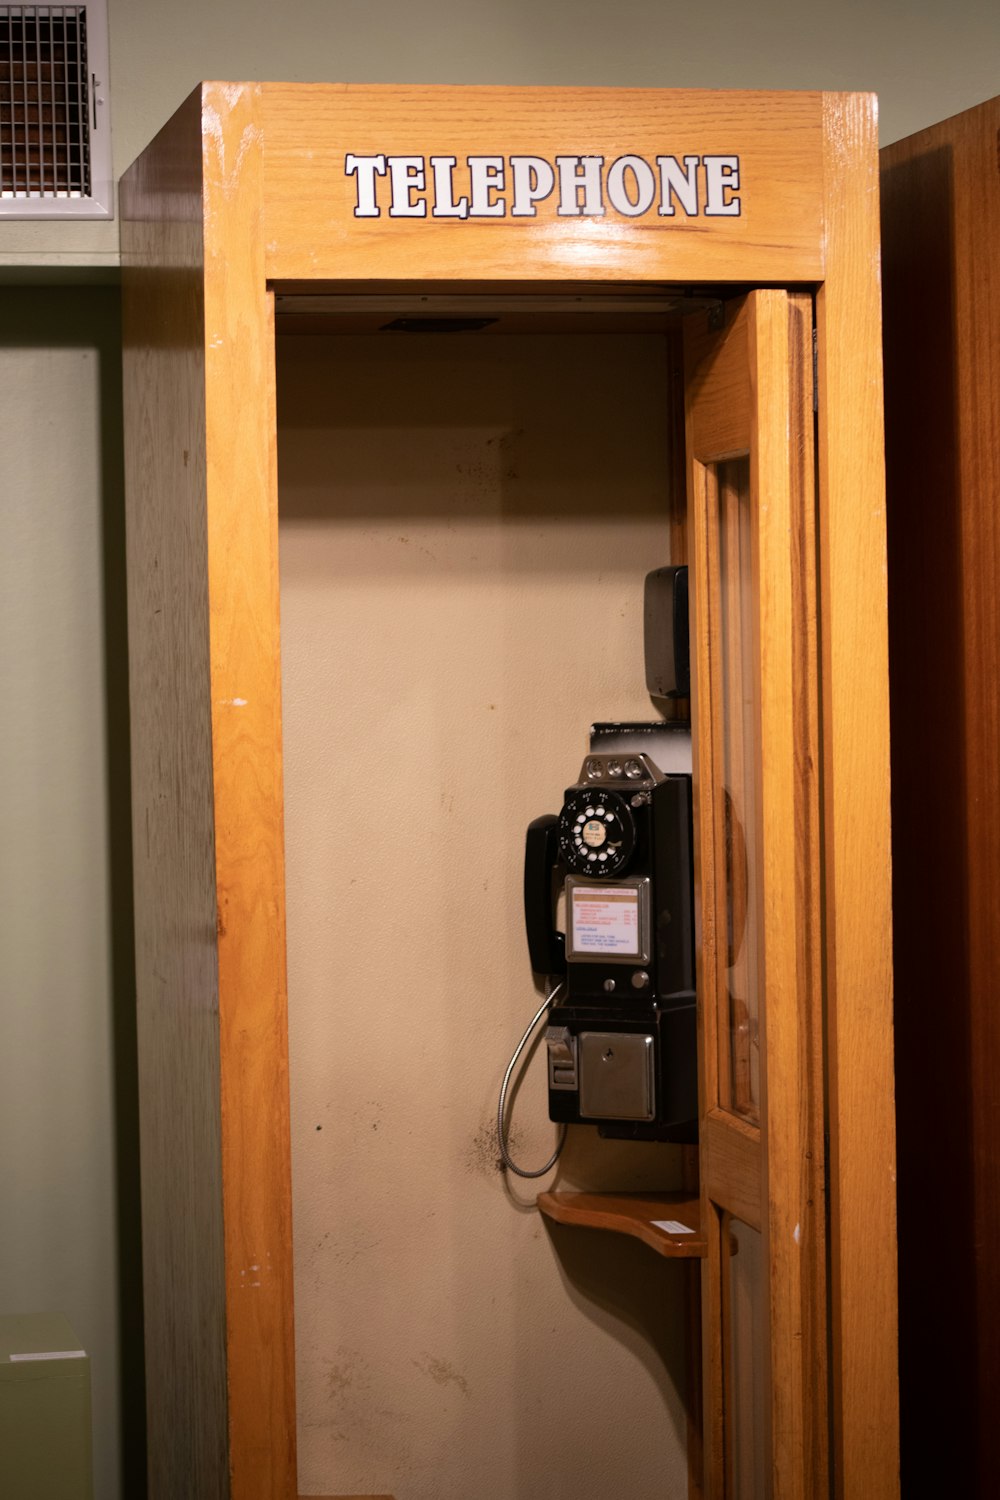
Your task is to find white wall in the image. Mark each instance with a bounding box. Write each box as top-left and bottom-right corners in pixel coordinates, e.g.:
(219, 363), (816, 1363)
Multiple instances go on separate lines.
(0, 5), (997, 1497)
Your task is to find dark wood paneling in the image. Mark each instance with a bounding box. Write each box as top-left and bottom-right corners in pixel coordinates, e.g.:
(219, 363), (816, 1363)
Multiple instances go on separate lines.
(882, 95), (1000, 1499)
(121, 88), (230, 1498)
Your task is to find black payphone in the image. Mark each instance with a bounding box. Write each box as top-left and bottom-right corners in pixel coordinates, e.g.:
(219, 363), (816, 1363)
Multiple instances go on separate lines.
(524, 724), (697, 1143)
(497, 566), (697, 1176)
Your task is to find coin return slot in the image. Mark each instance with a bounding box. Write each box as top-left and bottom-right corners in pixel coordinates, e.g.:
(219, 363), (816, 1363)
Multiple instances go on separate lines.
(546, 1027), (579, 1092)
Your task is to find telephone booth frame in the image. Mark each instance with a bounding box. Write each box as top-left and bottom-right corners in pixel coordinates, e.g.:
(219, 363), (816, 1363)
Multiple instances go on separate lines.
(122, 83), (898, 1500)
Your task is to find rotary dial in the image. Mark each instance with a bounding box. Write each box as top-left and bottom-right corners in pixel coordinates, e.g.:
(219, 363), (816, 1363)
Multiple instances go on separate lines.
(558, 788), (636, 876)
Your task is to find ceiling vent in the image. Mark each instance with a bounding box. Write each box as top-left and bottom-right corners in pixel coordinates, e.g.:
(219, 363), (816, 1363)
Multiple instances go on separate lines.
(0, 4), (112, 218)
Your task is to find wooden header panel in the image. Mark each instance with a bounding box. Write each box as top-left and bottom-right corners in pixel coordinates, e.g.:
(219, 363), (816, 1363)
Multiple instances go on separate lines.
(257, 83), (827, 284)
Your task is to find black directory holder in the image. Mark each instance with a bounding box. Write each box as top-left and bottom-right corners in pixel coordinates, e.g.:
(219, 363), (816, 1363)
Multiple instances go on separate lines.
(644, 565), (690, 701)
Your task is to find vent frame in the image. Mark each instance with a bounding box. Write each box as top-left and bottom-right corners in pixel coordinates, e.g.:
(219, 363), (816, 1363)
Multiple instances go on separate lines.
(0, 2), (112, 219)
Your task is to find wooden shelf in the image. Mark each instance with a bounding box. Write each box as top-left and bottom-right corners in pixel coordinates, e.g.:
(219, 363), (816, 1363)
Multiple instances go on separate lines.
(537, 1190), (705, 1259)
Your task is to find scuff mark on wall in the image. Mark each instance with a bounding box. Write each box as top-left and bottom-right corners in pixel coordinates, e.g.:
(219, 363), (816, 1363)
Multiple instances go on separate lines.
(412, 1352), (470, 1397)
(466, 1119), (505, 1177)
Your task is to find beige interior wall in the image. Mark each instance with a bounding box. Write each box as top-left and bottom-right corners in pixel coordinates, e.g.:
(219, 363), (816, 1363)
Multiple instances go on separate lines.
(278, 328), (688, 1498)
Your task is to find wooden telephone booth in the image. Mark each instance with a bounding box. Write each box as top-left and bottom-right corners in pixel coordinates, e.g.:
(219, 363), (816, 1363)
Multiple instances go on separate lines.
(122, 85), (898, 1500)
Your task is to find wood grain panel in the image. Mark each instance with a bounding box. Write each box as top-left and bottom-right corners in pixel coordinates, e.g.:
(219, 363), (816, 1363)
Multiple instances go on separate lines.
(686, 302), (752, 1499)
(785, 289), (828, 1496)
(702, 1112), (761, 1232)
(881, 95), (1000, 1500)
(121, 89), (230, 1499)
(123, 82), (298, 1499)
(259, 84), (825, 286)
(752, 290), (827, 1498)
(200, 83), (298, 1500)
(816, 93), (899, 1500)
(685, 312), (751, 459)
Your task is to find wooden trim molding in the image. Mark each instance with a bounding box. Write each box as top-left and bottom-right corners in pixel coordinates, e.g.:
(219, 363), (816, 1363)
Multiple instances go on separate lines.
(816, 92), (899, 1500)
(202, 82), (298, 1500)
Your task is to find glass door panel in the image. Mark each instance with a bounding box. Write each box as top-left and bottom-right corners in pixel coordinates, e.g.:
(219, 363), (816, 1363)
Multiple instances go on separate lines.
(704, 456), (761, 1124)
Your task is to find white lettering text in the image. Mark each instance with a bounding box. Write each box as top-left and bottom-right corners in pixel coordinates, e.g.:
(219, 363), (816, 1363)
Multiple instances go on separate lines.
(343, 151), (743, 223)
(387, 156), (427, 218)
(704, 155), (741, 217)
(344, 153), (387, 217)
(556, 155), (605, 217)
(429, 156), (469, 219)
(606, 155), (657, 218)
(510, 155), (556, 217)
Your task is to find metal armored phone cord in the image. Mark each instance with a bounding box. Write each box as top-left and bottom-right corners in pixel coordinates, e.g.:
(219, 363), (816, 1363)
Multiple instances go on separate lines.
(497, 979), (566, 1178)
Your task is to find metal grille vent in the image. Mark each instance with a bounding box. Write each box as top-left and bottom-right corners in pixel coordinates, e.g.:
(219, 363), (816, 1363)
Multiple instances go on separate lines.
(0, 3), (111, 216)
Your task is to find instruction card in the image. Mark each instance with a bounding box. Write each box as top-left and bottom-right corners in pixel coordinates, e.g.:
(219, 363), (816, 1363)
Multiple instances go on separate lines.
(569, 886), (640, 956)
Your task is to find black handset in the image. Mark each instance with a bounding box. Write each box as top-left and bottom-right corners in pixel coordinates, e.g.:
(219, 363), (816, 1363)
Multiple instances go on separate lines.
(523, 742), (697, 1142)
(523, 815), (567, 978)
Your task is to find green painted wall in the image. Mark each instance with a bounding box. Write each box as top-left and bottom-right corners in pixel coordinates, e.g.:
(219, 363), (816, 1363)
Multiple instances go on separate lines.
(0, 4), (997, 1495)
(0, 288), (143, 1498)
(1, 0), (998, 270)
